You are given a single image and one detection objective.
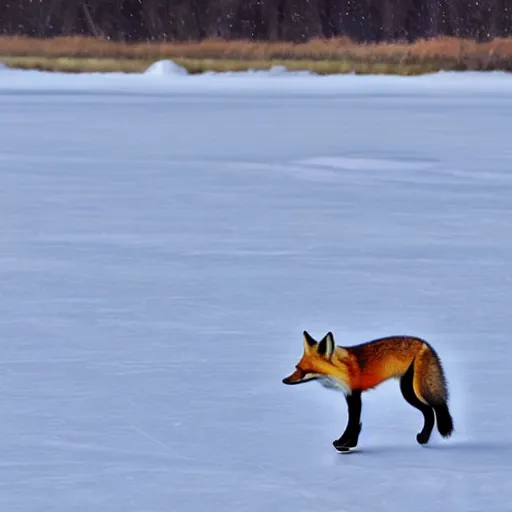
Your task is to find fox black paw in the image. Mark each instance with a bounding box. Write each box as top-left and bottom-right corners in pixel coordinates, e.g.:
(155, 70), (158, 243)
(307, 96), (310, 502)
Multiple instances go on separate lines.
(416, 432), (430, 445)
(333, 437), (357, 448)
(333, 423), (362, 451)
(333, 436), (359, 451)
(333, 443), (352, 452)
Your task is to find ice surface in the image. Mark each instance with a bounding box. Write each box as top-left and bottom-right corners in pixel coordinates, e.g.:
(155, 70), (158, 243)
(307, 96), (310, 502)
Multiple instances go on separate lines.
(1, 69), (511, 511)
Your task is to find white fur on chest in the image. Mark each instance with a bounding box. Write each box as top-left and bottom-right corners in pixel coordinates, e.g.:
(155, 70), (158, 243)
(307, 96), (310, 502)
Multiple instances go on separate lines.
(318, 375), (351, 395)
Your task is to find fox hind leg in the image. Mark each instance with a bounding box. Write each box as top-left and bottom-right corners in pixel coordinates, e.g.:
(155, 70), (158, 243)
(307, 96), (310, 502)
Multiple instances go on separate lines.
(414, 344), (454, 439)
(333, 390), (362, 452)
(400, 361), (435, 445)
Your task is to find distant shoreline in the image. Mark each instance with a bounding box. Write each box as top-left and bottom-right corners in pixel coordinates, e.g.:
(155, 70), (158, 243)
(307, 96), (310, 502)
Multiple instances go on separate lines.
(1, 35), (512, 75)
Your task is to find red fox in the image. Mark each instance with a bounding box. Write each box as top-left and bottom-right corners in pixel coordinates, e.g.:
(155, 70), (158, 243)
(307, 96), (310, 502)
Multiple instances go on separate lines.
(282, 331), (454, 452)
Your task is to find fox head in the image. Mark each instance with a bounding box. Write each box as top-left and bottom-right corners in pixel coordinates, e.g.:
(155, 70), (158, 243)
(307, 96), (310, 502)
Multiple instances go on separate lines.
(282, 331), (351, 394)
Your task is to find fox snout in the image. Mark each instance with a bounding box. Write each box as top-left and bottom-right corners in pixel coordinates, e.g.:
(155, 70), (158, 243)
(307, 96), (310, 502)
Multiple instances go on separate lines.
(282, 368), (316, 385)
(282, 374), (297, 385)
(282, 368), (304, 385)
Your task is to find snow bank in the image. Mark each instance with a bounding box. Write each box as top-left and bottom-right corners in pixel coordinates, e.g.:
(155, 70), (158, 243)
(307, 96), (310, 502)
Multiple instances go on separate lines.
(144, 59), (188, 76)
(0, 62), (510, 98)
(203, 65), (316, 77)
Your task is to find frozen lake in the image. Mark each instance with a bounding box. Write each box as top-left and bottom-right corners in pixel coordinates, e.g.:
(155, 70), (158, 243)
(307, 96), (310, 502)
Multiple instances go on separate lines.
(1, 67), (512, 511)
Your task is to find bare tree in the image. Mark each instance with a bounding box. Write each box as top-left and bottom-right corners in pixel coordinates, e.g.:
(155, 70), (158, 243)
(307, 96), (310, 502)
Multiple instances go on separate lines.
(0, 0), (511, 42)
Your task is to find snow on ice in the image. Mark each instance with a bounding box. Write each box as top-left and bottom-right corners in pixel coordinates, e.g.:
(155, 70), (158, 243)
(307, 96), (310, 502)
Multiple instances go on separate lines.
(0, 64), (511, 511)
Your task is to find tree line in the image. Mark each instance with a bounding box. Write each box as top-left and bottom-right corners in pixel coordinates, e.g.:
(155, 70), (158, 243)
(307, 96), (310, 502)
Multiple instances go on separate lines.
(1, 0), (512, 43)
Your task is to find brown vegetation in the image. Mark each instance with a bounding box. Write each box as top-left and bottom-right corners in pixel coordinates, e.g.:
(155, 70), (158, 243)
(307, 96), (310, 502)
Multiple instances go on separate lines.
(1, 36), (512, 75)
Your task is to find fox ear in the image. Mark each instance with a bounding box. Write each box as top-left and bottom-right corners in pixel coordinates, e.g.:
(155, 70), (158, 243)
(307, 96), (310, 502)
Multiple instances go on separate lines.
(303, 331), (317, 352)
(317, 332), (335, 359)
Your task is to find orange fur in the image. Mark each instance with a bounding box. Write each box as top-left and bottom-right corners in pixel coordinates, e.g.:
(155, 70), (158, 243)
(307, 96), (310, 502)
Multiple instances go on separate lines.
(283, 332), (448, 403)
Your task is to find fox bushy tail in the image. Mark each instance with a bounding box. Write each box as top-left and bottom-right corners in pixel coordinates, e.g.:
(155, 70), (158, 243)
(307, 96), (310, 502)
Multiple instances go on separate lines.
(414, 344), (454, 438)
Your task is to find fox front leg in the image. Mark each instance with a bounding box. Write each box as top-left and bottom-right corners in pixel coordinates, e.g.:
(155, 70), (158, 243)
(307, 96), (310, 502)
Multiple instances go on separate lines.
(333, 390), (362, 452)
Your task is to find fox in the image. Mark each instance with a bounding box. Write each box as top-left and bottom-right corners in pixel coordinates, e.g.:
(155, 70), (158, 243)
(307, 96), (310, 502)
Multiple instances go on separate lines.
(282, 330), (454, 452)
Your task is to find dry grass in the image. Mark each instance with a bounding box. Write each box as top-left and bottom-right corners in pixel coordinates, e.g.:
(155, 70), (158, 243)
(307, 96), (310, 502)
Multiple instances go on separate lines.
(0, 56), (435, 75)
(1, 35), (512, 74)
